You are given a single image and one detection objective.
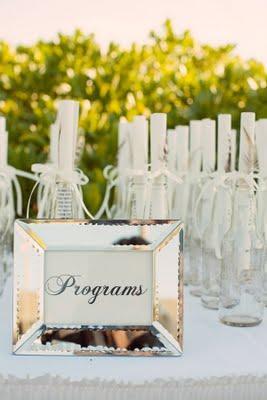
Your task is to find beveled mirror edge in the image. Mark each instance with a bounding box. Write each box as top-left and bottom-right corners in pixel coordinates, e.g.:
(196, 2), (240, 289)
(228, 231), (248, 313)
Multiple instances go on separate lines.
(15, 219), (182, 252)
(152, 223), (184, 351)
(13, 323), (182, 357)
(13, 219), (184, 357)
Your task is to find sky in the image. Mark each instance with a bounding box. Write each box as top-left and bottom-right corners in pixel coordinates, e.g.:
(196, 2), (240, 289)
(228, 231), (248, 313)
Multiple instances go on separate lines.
(1, 0), (267, 64)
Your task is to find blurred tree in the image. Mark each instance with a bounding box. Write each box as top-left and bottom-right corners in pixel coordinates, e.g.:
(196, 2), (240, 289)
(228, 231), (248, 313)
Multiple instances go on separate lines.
(0, 20), (266, 214)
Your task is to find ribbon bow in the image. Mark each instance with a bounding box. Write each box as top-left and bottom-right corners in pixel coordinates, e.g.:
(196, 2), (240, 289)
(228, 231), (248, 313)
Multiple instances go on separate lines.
(94, 165), (119, 219)
(28, 163), (93, 219)
(193, 170), (263, 259)
(122, 165), (184, 219)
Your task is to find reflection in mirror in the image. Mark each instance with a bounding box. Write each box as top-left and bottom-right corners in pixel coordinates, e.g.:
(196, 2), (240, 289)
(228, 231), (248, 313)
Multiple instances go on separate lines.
(113, 236), (151, 245)
(36, 327), (166, 353)
(31, 327), (167, 353)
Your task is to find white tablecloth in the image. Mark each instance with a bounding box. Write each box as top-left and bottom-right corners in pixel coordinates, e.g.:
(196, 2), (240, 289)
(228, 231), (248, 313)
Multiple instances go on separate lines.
(1, 280), (267, 399)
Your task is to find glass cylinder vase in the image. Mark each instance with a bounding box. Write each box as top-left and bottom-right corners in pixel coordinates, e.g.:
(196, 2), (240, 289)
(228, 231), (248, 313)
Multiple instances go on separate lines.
(219, 185), (264, 327)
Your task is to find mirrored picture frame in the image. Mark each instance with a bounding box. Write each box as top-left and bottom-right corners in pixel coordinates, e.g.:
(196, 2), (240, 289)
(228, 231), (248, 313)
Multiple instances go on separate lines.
(13, 219), (183, 357)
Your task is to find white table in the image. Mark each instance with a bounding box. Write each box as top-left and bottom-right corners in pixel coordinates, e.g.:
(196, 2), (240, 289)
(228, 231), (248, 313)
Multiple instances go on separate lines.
(1, 280), (267, 400)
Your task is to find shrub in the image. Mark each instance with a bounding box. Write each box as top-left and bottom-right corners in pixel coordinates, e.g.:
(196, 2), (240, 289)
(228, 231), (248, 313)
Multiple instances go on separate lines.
(0, 20), (266, 214)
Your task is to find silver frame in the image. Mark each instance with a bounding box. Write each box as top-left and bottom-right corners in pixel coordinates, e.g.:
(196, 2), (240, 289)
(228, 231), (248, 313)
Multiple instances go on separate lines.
(13, 219), (183, 357)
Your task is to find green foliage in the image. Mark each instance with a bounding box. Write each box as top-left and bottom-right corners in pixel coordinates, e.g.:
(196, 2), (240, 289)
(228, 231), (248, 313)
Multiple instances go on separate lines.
(0, 20), (266, 214)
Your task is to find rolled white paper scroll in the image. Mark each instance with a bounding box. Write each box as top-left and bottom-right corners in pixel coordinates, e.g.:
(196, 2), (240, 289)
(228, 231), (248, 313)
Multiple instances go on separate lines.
(131, 116), (148, 171)
(238, 112), (256, 174)
(150, 113), (168, 218)
(214, 115), (232, 251)
(50, 123), (59, 166)
(187, 120), (202, 225)
(0, 116), (6, 133)
(55, 100), (81, 219)
(256, 119), (267, 176)
(118, 120), (131, 174)
(176, 125), (189, 173)
(167, 129), (177, 210)
(150, 113), (167, 173)
(202, 119), (216, 173)
(189, 120), (202, 175)
(230, 129), (237, 171)
(198, 119), (216, 238)
(172, 125), (189, 221)
(57, 100), (79, 174)
(217, 114), (231, 173)
(116, 120), (132, 218)
(129, 115), (148, 218)
(0, 117), (8, 168)
(255, 119), (267, 238)
(236, 113), (256, 270)
(167, 129), (177, 173)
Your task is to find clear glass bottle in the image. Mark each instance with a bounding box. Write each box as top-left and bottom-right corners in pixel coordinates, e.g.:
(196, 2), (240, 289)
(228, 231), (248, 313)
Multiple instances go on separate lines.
(189, 235), (202, 296)
(256, 186), (267, 307)
(201, 186), (231, 309)
(188, 181), (203, 296)
(219, 185), (264, 327)
(174, 180), (190, 284)
(0, 179), (14, 294)
(201, 222), (221, 309)
(45, 100), (84, 220)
